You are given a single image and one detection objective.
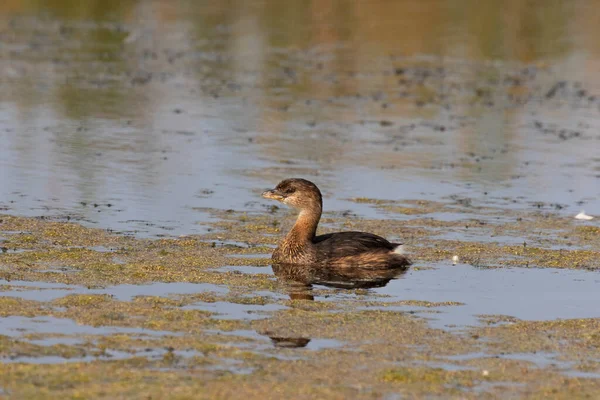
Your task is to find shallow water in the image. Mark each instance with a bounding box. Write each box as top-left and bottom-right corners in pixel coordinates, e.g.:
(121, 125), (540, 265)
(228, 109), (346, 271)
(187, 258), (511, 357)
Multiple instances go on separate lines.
(0, 315), (175, 338)
(444, 352), (600, 379)
(365, 264), (600, 330)
(0, 279), (228, 302)
(263, 262), (600, 330)
(1, 0), (600, 237)
(185, 300), (286, 320)
(1, 0), (600, 393)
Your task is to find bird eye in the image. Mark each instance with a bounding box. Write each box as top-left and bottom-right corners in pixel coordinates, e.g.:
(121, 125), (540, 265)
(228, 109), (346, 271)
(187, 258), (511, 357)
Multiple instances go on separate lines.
(284, 187), (295, 194)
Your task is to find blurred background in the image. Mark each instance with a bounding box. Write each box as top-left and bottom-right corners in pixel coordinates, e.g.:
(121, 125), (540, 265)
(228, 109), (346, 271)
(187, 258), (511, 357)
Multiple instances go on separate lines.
(1, 0), (599, 236)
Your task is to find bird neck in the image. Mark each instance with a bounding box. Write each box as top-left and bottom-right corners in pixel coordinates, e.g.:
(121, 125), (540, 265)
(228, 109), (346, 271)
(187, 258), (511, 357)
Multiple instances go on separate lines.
(286, 206), (321, 244)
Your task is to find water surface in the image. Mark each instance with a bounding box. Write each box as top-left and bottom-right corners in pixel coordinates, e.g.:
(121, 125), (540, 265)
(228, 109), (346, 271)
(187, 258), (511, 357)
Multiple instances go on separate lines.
(1, 0), (599, 236)
(0, 1), (599, 386)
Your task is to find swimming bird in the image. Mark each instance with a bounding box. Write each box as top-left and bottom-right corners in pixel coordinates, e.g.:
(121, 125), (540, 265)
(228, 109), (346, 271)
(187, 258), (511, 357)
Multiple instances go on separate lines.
(262, 178), (411, 268)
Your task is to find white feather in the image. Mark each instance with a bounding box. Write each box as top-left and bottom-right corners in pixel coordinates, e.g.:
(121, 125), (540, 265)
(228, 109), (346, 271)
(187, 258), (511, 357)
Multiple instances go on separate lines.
(393, 244), (406, 255)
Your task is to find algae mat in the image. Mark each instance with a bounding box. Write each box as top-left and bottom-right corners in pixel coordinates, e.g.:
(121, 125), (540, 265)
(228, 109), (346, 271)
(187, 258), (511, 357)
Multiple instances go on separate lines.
(2, 0), (600, 398)
(1, 207), (600, 399)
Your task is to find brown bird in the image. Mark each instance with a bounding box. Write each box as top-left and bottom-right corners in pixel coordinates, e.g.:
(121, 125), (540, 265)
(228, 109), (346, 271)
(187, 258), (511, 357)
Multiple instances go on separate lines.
(262, 178), (411, 269)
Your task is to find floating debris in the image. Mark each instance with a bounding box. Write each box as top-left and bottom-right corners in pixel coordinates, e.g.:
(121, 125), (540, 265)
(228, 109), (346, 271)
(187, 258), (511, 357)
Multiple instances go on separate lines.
(452, 255), (459, 265)
(575, 211), (594, 220)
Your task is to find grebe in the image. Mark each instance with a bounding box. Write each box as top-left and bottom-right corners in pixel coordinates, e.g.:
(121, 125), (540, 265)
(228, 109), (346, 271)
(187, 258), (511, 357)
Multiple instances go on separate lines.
(262, 178), (411, 268)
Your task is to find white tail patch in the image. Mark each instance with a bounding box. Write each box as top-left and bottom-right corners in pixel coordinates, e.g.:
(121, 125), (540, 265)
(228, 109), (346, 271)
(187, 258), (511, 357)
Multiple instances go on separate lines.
(393, 244), (407, 255)
(575, 211), (594, 220)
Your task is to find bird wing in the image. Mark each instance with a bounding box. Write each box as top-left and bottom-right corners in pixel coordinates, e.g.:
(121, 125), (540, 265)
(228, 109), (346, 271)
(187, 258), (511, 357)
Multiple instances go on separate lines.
(313, 231), (396, 259)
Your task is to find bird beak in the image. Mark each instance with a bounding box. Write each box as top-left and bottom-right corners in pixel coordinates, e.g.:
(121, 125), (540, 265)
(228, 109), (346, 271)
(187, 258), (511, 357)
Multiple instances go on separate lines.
(262, 189), (284, 201)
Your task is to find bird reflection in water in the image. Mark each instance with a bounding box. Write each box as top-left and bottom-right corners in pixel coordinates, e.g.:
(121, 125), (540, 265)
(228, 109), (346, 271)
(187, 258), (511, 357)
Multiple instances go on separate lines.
(260, 262), (409, 348)
(272, 261), (409, 300)
(267, 336), (312, 348)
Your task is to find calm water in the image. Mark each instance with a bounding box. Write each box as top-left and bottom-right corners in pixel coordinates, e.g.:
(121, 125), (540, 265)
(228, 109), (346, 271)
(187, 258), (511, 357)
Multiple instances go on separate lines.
(1, 1), (600, 361)
(1, 0), (599, 236)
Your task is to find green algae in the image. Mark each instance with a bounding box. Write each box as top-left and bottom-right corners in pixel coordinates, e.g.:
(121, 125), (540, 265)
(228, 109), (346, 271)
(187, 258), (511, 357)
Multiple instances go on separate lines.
(0, 336), (89, 361)
(382, 366), (481, 386)
(1, 0), (600, 397)
(1, 205), (600, 399)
